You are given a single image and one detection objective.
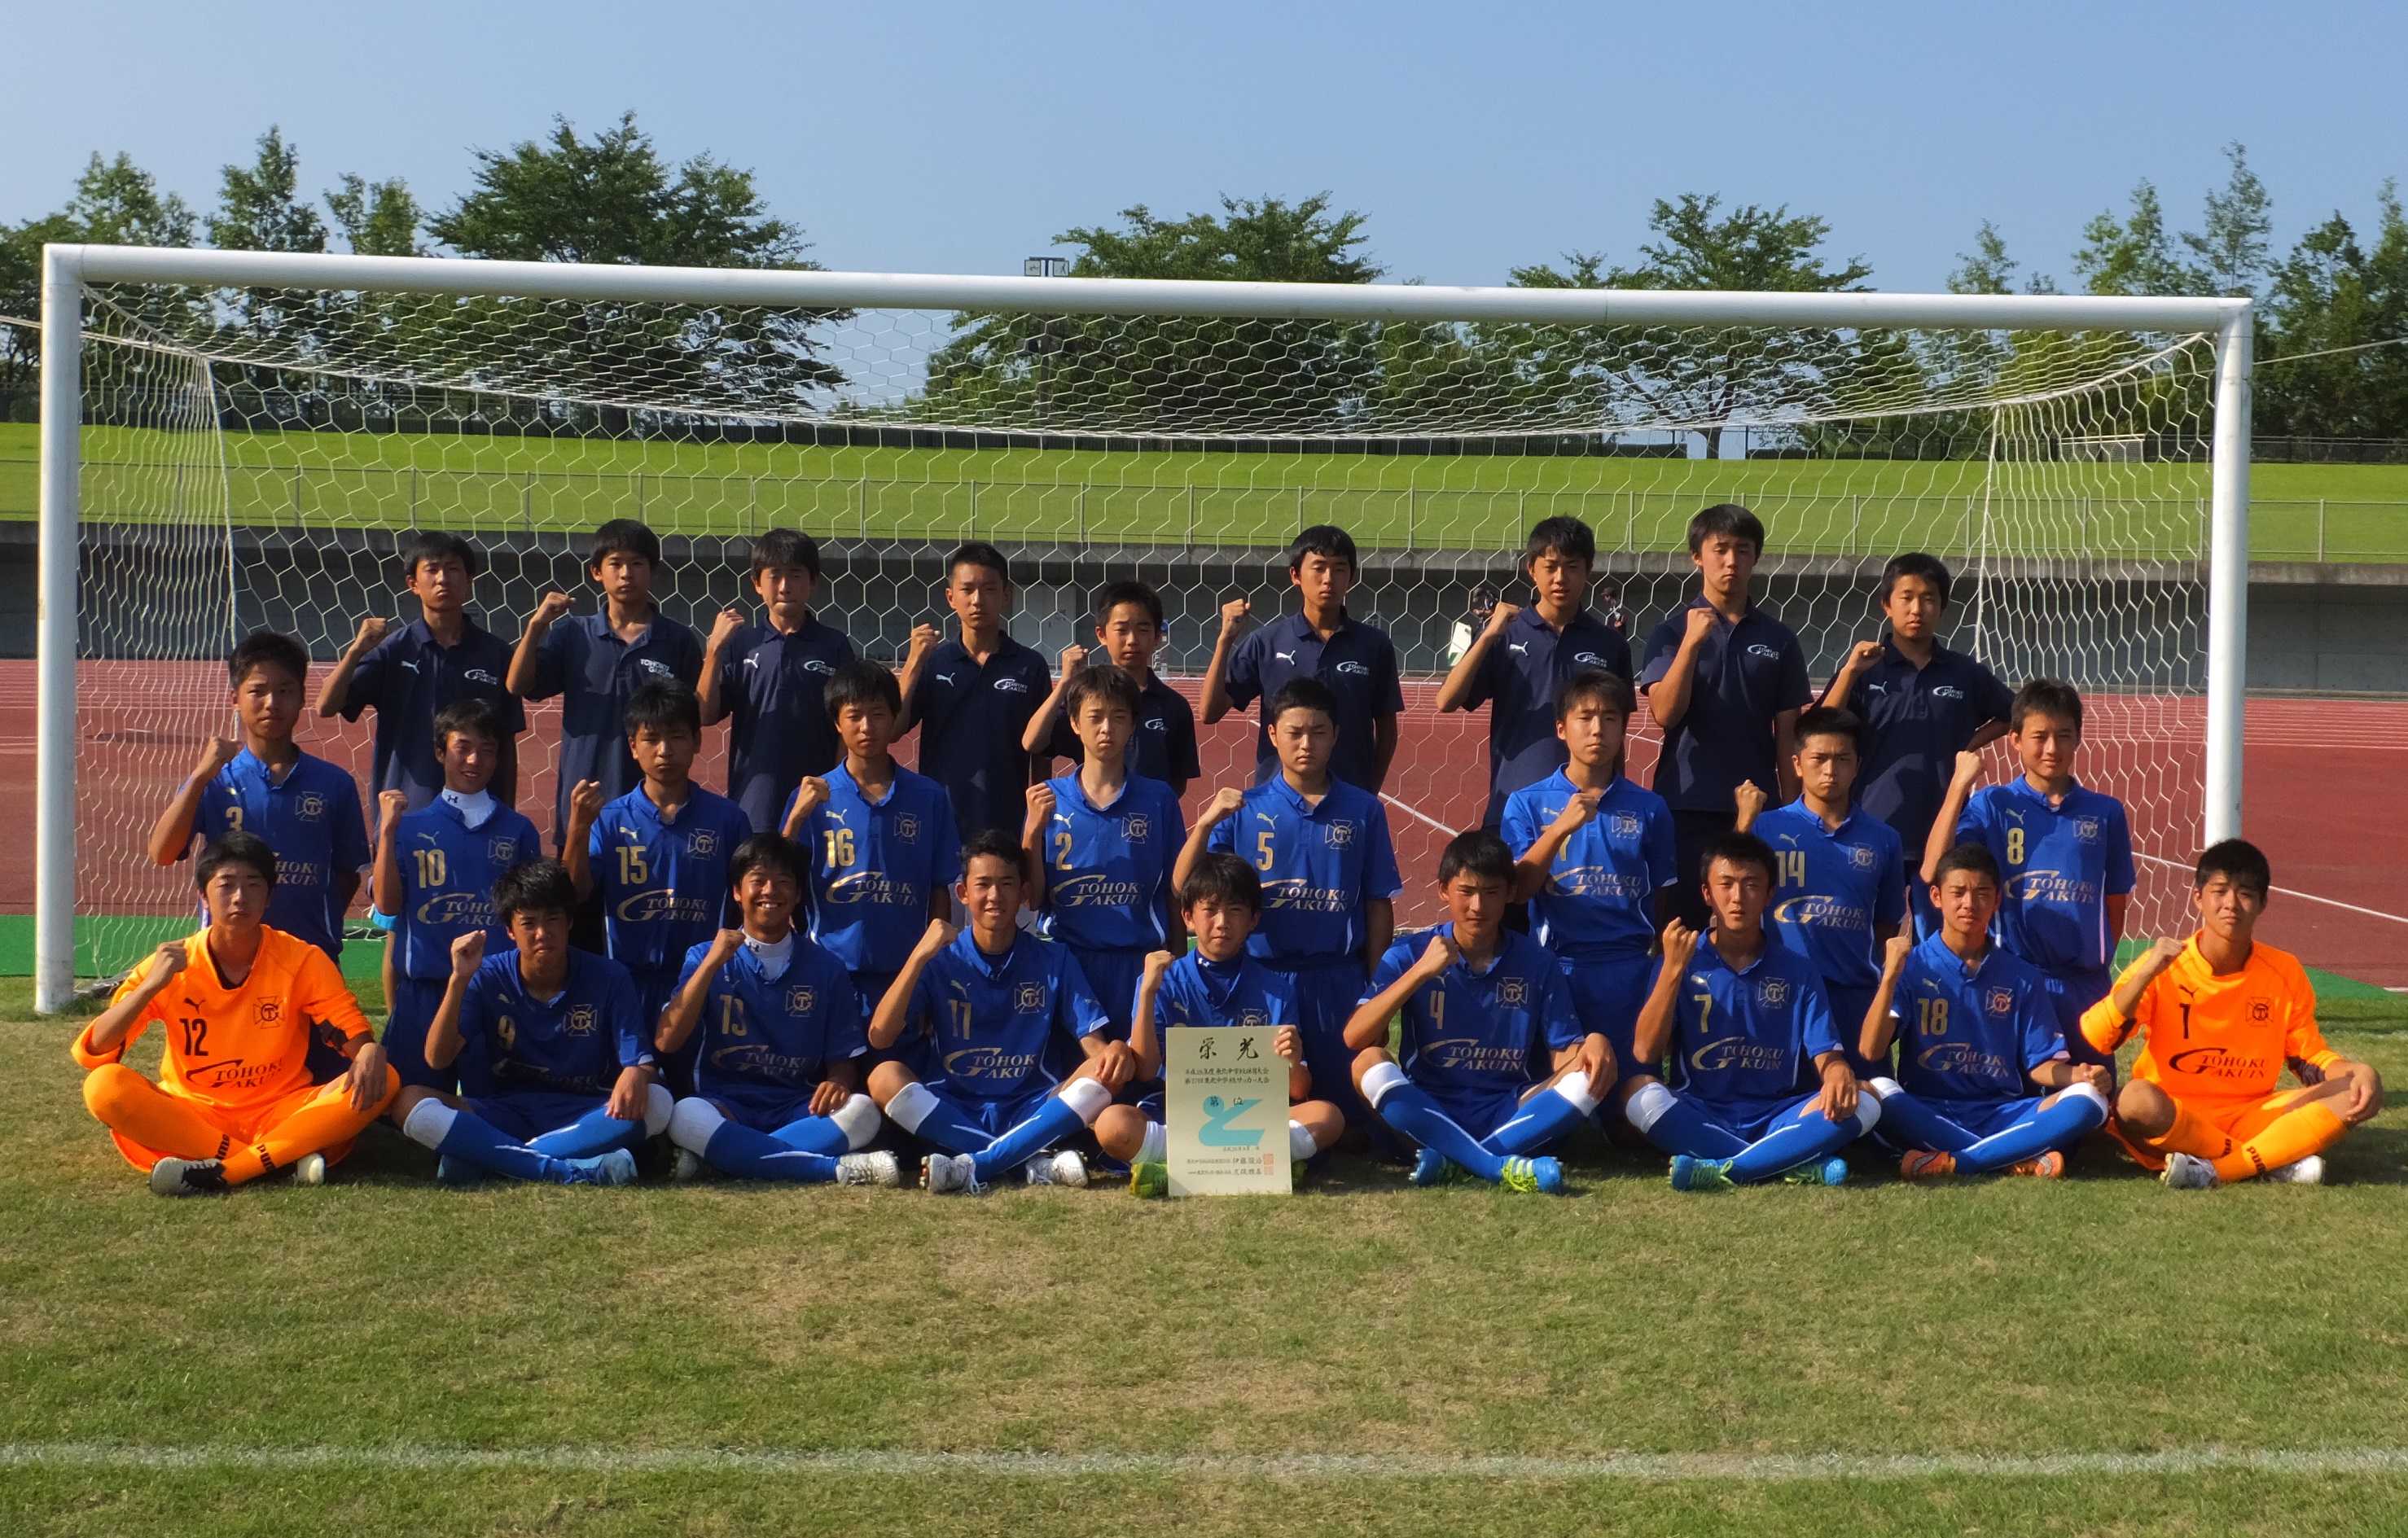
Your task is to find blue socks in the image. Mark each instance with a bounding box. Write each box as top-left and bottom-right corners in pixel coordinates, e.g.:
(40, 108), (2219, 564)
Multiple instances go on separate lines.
(769, 1115), (850, 1157)
(1366, 1079), (1507, 1184)
(968, 1095), (1090, 1184)
(1727, 1102), (1867, 1183)
(1628, 1084), (1751, 1160)
(1866, 1089), (1978, 1155)
(527, 1102), (643, 1159)
(425, 1106), (582, 1184)
(1485, 1083), (1593, 1159)
(703, 1119), (840, 1183)
(1956, 1090), (2108, 1173)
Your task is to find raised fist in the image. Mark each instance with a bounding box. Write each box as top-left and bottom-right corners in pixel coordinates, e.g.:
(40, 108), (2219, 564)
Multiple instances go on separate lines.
(450, 929), (487, 975)
(568, 779), (604, 825)
(531, 592), (574, 628)
(710, 607), (748, 648)
(192, 736), (241, 781)
(1660, 918), (1700, 971)
(1219, 597), (1252, 635)
(378, 789), (410, 830)
(1202, 787), (1246, 825)
(350, 616), (393, 654)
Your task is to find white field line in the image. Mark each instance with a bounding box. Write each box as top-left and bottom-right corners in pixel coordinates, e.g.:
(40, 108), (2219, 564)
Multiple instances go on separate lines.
(4, 1442), (2408, 1482)
(2132, 852), (2408, 926)
(1379, 791), (1459, 836)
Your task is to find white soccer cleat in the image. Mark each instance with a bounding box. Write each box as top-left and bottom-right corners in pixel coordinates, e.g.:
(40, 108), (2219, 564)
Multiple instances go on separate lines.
(1024, 1150), (1087, 1188)
(149, 1157), (228, 1197)
(922, 1151), (977, 1194)
(2263, 1154), (2325, 1185)
(2160, 1150), (2219, 1190)
(670, 1147), (704, 1183)
(836, 1150), (902, 1188)
(293, 1153), (327, 1186)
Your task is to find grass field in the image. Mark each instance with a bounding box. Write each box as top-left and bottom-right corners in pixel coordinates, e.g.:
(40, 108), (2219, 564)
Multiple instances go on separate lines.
(6, 978), (2407, 1536)
(5, 422), (2408, 561)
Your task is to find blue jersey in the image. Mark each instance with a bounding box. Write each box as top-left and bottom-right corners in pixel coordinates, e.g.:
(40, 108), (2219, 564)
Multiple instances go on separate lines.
(1043, 672), (1202, 788)
(1754, 801), (1907, 990)
(588, 785), (751, 977)
(901, 931), (1110, 1102)
(1888, 934), (2065, 1102)
(791, 762), (962, 975)
(1367, 926), (1585, 1100)
(1954, 778), (2136, 974)
(1501, 771), (1678, 961)
(337, 617), (525, 812)
(1463, 604), (1634, 824)
(1153, 952), (1301, 1036)
(676, 936), (866, 1099)
(197, 748), (372, 960)
(1205, 775), (1403, 970)
(524, 608), (704, 848)
(717, 616), (856, 833)
(390, 798), (542, 981)
(1638, 598), (1814, 814)
(1222, 610), (1406, 793)
(1658, 933), (1842, 1109)
(454, 949), (651, 1098)
(1037, 772), (1186, 953)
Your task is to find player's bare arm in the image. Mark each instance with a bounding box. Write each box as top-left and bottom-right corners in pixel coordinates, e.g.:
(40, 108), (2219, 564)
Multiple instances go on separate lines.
(1860, 934), (1912, 1064)
(893, 622), (941, 733)
(1631, 918), (1700, 1068)
(1370, 711), (1399, 795)
(1732, 779), (1769, 835)
(1813, 1049), (1859, 1123)
(1077, 1030), (1138, 1093)
(656, 927), (743, 1054)
(315, 616), (392, 716)
(809, 1055), (866, 1119)
(81, 942), (187, 1057)
(869, 918), (956, 1049)
(1436, 601), (1519, 712)
(1130, 949), (1176, 1079)
(1643, 605), (1718, 730)
(1199, 598), (1251, 725)
(1344, 931), (1457, 1051)
(424, 931), (486, 1071)
(1020, 782), (1056, 907)
(1364, 896), (1393, 976)
(1772, 709), (1803, 801)
(560, 779), (604, 899)
(780, 775), (830, 839)
(1552, 1032), (1616, 1093)
(1815, 639), (1883, 709)
(1511, 788), (1599, 901)
(695, 607), (748, 725)
(1173, 787), (1245, 894)
(147, 735), (241, 866)
(1922, 749), (1986, 884)
(1275, 1023), (1314, 1101)
(505, 591), (573, 696)
(1019, 643), (1087, 755)
(372, 790), (408, 917)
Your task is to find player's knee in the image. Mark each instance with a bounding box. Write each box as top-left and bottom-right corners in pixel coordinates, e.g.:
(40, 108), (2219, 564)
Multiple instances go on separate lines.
(866, 1060), (916, 1107)
(2115, 1079), (2175, 1137)
(1621, 1077), (1676, 1135)
(1866, 1076), (1906, 1101)
(1294, 1100), (1345, 1145)
(1349, 1047), (1395, 1093)
(81, 1063), (143, 1124)
(668, 1096), (722, 1154)
(642, 1080), (673, 1137)
(1357, 1057), (1409, 1108)
(1057, 1076), (1113, 1125)
(1093, 1105), (1147, 1161)
(830, 1093), (881, 1150)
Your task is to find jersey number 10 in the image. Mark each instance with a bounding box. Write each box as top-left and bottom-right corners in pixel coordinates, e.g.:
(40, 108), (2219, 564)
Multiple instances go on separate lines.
(413, 849), (447, 887)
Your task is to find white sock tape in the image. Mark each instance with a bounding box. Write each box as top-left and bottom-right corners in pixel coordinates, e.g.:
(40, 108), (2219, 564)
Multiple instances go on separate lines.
(668, 1097), (724, 1154)
(1624, 1080), (1675, 1135)
(831, 1093), (882, 1150)
(1058, 1077), (1113, 1124)
(884, 1080), (938, 1134)
(401, 1097), (457, 1151)
(1358, 1059), (1409, 1108)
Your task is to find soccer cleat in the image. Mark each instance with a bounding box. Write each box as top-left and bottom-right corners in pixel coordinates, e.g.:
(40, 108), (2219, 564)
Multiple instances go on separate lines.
(921, 1151), (984, 1195)
(1023, 1150), (1087, 1188)
(1668, 1155), (1736, 1194)
(292, 1153), (327, 1186)
(2262, 1154), (2325, 1185)
(565, 1148), (638, 1187)
(1129, 1160), (1169, 1198)
(434, 1155), (486, 1187)
(835, 1150), (902, 1188)
(1410, 1146), (1450, 1187)
(670, 1147), (704, 1183)
(1899, 1150), (1957, 1181)
(148, 1157), (229, 1197)
(2160, 1150), (2219, 1190)
(1496, 1155), (1566, 1194)
(2007, 1151), (2067, 1179)
(1783, 1156), (1852, 1187)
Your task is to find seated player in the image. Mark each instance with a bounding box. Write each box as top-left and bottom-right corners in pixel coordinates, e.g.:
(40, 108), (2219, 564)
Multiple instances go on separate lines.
(393, 860), (669, 1185)
(657, 833), (900, 1187)
(1858, 843), (2111, 1178)
(2085, 839), (2386, 1189)
(1502, 668), (1677, 1111)
(1112, 854), (1348, 1194)
(75, 832), (396, 1195)
(1619, 833), (1879, 1190)
(371, 698), (542, 1100)
(866, 830), (1134, 1194)
(1343, 831), (1612, 1194)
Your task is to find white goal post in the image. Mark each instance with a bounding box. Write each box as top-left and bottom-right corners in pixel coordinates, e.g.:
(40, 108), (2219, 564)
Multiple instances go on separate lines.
(34, 243), (2254, 1014)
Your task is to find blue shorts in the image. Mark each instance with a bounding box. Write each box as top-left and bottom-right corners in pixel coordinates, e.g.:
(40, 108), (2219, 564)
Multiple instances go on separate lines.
(1070, 946), (1145, 1037)
(1559, 952), (1653, 1083)
(1673, 1089), (1817, 1144)
(701, 1084), (821, 1133)
(1427, 1084), (1529, 1142)
(1270, 960), (1373, 1126)
(384, 975), (455, 1091)
(2042, 966), (2116, 1068)
(1825, 981), (1880, 1078)
(465, 1091), (610, 1143)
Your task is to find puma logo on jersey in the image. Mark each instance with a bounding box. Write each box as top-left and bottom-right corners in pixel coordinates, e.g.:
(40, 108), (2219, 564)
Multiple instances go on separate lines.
(397, 659), (420, 673)
(1507, 642), (1529, 655)
(936, 673), (958, 686)
(1274, 651), (1296, 663)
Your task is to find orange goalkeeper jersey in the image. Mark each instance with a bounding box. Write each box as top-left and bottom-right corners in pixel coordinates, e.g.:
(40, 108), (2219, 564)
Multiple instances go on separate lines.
(73, 927), (371, 1115)
(2080, 936), (2340, 1102)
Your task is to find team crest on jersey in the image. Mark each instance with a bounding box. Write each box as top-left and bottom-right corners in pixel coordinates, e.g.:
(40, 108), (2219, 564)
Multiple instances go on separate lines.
(1143, 716), (1167, 732)
(296, 792), (327, 820)
(690, 829), (718, 857)
(1986, 987), (2015, 1015)
(1573, 651), (1605, 667)
(489, 837), (519, 864)
(2250, 998), (2271, 1022)
(565, 1005), (598, 1036)
(463, 668), (502, 686)
(1124, 814), (1151, 842)
(1238, 1008), (1270, 1032)
(1610, 813), (1642, 838)
(256, 998), (282, 1024)
(1757, 977), (1791, 1007)
(2075, 817), (2101, 842)
(1497, 977), (1529, 1007)
(1849, 845), (1877, 870)
(1325, 821), (1356, 848)
(1014, 981), (1046, 1012)
(787, 986), (817, 1015)
(993, 677), (1030, 694)
(1932, 684), (1964, 699)
(896, 815), (920, 842)
(803, 658), (835, 675)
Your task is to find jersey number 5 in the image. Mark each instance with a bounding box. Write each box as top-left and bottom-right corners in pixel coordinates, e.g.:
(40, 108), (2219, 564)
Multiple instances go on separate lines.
(1255, 830), (1276, 872)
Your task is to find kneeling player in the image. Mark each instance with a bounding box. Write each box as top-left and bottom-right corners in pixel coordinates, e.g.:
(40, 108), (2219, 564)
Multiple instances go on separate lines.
(1344, 831), (1612, 1194)
(393, 860), (669, 1185)
(867, 830), (1134, 1193)
(657, 833), (899, 1187)
(76, 831), (397, 1194)
(1113, 853), (1348, 1194)
(2085, 839), (2384, 1189)
(1859, 843), (2110, 1178)
(1618, 833), (1878, 1190)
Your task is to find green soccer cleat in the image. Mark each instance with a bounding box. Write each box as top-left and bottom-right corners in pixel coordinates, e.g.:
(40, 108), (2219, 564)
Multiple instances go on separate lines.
(1129, 1160), (1169, 1198)
(1668, 1154), (1736, 1193)
(1783, 1156), (1852, 1187)
(1498, 1155), (1565, 1194)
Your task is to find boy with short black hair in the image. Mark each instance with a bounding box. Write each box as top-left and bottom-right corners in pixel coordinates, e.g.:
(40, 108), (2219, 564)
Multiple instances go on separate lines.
(1926, 677), (2134, 1070)
(148, 630), (372, 970)
(898, 541), (1053, 845)
(1638, 503), (1812, 930)
(1344, 831), (1612, 1194)
(508, 518), (704, 852)
(1024, 579), (1200, 795)
(1203, 524), (1403, 795)
(1438, 515), (1635, 828)
(392, 858), (665, 1186)
(371, 697), (542, 1095)
(319, 529), (525, 811)
(698, 528), (857, 834)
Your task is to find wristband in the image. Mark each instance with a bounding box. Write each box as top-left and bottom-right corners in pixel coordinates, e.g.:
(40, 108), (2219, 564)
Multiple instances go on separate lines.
(367, 907), (400, 932)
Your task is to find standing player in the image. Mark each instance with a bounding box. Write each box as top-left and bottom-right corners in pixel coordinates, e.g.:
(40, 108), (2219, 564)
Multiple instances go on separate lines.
(1735, 706), (1907, 1077)
(508, 519), (703, 853)
(897, 541), (1052, 845)
(318, 530), (525, 811)
(1859, 843), (2111, 1178)
(1926, 678), (2134, 1072)
(1638, 504), (1812, 929)
(698, 528), (857, 835)
(1820, 554), (2013, 936)
(1178, 677), (1402, 1137)
(866, 830), (1132, 1193)
(782, 659), (961, 1028)
(564, 681), (752, 1095)
(393, 860), (664, 1185)
(1344, 831), (1611, 1194)
(2085, 839), (2385, 1189)
(1619, 833), (1878, 1190)
(1024, 580), (1201, 795)
(371, 699), (541, 1096)
(657, 833), (900, 1187)
(1202, 525), (1403, 795)
(1502, 669), (1678, 1103)
(1436, 516), (1635, 828)
(76, 832), (396, 1194)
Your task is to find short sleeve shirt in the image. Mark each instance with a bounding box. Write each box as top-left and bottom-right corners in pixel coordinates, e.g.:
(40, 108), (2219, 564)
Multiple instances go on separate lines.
(1753, 801), (1909, 991)
(1954, 779), (2136, 975)
(587, 786), (752, 978)
(792, 763), (963, 976)
(525, 609), (705, 849)
(1366, 926), (1586, 1100)
(1638, 599), (1814, 813)
(1844, 639), (2015, 848)
(901, 931), (1111, 1102)
(454, 949), (652, 1098)
(1204, 775), (1404, 970)
(1464, 605), (1634, 824)
(906, 634), (1052, 843)
(389, 798), (542, 981)
(339, 616), (525, 812)
(1888, 936), (2063, 1102)
(1222, 611), (1405, 793)
(677, 935), (867, 1098)
(1042, 672), (1202, 787)
(1656, 932), (1841, 1113)
(197, 749), (372, 961)
(717, 616), (856, 834)
(1036, 772), (1188, 954)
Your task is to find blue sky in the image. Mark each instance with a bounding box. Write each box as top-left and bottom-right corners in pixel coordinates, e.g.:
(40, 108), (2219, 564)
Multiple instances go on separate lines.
(11, 0), (2406, 293)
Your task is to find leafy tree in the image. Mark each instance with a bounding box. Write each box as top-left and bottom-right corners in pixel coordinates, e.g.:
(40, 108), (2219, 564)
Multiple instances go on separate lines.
(208, 128), (327, 254)
(1, 152), (198, 394)
(326, 175), (423, 257)
(2257, 183), (2408, 438)
(2182, 142), (2273, 298)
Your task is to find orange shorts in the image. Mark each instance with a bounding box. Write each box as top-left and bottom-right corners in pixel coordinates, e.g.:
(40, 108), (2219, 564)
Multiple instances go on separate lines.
(105, 1079), (361, 1172)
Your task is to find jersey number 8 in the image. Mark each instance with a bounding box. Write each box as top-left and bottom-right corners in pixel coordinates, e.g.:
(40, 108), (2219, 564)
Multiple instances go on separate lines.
(2006, 829), (2025, 865)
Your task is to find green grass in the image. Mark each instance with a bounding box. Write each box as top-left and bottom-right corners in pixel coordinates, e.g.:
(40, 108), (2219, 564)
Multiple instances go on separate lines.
(4, 979), (2406, 1534)
(4, 421), (2406, 560)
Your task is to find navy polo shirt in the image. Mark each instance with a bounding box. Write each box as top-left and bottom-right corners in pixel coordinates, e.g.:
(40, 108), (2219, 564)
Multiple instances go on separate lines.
(338, 617), (524, 812)
(906, 633), (1052, 843)
(717, 616), (857, 833)
(1222, 610), (1405, 793)
(1463, 605), (1634, 826)
(1843, 638), (2015, 850)
(1638, 599), (1813, 815)
(524, 608), (704, 848)
(1042, 671), (1202, 787)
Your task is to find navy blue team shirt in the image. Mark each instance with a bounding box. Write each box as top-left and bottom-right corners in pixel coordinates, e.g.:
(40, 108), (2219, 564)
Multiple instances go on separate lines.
(1842, 638), (2015, 851)
(1500, 770), (1678, 961)
(524, 607), (704, 848)
(901, 931), (1111, 1102)
(1204, 775), (1404, 971)
(197, 748), (372, 960)
(1463, 605), (1633, 825)
(1752, 800), (1908, 992)
(1639, 598), (1814, 814)
(674, 935), (868, 1105)
(716, 616), (856, 833)
(339, 617), (525, 811)
(1656, 933), (1842, 1114)
(1042, 672), (1202, 788)
(389, 796), (542, 981)
(907, 634), (1051, 843)
(1223, 610), (1405, 793)
(788, 762), (962, 977)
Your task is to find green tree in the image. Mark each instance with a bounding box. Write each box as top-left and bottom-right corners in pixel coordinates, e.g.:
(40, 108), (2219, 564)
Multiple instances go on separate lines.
(208, 127), (327, 254)
(326, 174), (423, 257)
(1, 152), (198, 394)
(2182, 142), (2273, 298)
(2257, 184), (2408, 439)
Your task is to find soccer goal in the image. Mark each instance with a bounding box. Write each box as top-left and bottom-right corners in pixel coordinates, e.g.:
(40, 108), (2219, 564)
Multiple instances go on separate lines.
(27, 245), (2253, 1011)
